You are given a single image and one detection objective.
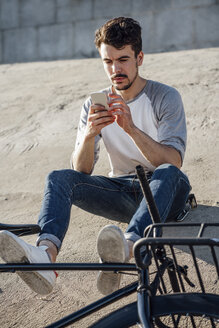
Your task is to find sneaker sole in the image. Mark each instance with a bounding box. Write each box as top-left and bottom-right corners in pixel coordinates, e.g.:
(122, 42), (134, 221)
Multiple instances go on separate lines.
(97, 225), (129, 263)
(96, 225), (129, 295)
(0, 231), (54, 295)
(97, 271), (121, 295)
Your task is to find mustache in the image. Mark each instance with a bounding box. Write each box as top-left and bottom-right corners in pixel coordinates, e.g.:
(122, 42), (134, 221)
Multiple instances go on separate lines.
(111, 74), (128, 79)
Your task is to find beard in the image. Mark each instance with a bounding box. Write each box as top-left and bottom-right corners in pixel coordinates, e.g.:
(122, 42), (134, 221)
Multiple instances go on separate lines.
(112, 64), (139, 91)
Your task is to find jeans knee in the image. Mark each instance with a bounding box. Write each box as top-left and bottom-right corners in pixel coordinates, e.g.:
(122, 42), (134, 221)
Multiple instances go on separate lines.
(46, 170), (63, 184)
(46, 169), (86, 188)
(155, 163), (190, 187)
(156, 163), (179, 175)
(46, 169), (76, 188)
(157, 163), (175, 169)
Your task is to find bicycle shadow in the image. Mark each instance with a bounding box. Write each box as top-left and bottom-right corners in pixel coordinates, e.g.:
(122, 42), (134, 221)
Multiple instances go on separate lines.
(163, 204), (219, 266)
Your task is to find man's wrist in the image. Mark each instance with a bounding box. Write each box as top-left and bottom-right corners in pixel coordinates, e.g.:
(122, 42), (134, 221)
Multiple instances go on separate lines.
(126, 124), (140, 138)
(84, 132), (96, 143)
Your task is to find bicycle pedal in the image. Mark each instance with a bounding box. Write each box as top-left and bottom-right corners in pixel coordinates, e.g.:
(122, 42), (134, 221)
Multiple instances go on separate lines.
(175, 208), (190, 222)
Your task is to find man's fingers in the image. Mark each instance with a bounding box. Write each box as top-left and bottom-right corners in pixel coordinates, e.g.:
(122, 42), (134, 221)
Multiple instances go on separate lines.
(109, 94), (122, 103)
(109, 102), (129, 115)
(90, 104), (106, 113)
(89, 110), (113, 121)
(108, 93), (128, 109)
(91, 116), (115, 126)
(88, 108), (115, 128)
(108, 93), (121, 99)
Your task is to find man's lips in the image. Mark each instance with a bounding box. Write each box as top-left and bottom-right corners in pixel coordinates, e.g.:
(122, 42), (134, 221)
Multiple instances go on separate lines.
(114, 77), (125, 82)
(112, 75), (127, 83)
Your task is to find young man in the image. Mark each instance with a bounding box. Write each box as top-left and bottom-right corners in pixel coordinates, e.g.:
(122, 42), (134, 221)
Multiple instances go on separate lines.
(0, 17), (191, 296)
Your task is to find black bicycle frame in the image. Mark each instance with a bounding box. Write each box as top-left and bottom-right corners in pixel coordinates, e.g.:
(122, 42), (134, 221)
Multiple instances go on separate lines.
(0, 262), (138, 327)
(47, 281), (138, 328)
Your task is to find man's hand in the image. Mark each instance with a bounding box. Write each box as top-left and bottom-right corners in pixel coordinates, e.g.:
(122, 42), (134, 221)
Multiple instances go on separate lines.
(86, 104), (115, 138)
(108, 93), (135, 134)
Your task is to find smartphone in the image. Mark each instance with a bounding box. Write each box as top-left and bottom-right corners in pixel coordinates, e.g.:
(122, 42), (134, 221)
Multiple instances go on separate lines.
(90, 92), (110, 110)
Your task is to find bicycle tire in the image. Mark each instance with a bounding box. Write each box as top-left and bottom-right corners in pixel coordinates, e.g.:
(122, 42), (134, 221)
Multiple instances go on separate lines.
(90, 302), (138, 328)
(90, 293), (219, 328)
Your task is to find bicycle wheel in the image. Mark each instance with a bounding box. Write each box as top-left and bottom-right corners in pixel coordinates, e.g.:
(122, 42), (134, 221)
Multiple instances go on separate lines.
(152, 293), (219, 327)
(90, 293), (219, 328)
(90, 302), (139, 328)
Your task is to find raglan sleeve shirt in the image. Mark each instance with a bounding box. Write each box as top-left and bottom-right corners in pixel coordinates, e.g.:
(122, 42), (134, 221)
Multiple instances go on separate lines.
(154, 87), (187, 163)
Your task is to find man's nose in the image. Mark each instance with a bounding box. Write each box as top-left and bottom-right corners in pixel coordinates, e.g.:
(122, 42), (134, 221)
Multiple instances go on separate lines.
(112, 62), (121, 74)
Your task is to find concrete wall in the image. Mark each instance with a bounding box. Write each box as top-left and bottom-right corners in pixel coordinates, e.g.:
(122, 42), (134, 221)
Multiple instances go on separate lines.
(0, 0), (218, 64)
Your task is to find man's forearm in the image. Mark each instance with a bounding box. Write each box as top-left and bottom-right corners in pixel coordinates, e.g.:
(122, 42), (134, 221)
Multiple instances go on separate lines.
(72, 136), (96, 174)
(128, 126), (182, 169)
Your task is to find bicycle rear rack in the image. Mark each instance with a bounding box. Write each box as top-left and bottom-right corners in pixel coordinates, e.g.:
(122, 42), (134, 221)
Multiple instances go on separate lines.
(135, 222), (219, 294)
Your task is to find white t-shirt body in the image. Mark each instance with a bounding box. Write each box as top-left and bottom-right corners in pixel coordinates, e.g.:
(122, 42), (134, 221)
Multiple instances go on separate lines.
(101, 90), (157, 176)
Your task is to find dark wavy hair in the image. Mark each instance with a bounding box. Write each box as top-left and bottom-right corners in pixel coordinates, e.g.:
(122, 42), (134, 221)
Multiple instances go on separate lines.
(95, 17), (142, 57)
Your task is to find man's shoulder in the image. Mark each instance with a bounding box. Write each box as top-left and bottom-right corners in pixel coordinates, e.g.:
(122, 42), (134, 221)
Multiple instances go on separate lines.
(145, 80), (180, 99)
(144, 80), (183, 119)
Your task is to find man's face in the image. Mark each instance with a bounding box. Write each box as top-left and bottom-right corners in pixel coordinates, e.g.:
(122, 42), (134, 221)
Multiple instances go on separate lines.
(99, 43), (143, 91)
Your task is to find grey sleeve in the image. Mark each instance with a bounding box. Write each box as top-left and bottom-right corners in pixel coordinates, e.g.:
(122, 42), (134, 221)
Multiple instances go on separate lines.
(157, 89), (187, 162)
(72, 97), (101, 170)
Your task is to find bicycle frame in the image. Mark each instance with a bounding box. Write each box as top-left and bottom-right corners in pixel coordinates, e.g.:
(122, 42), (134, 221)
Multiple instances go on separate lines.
(0, 262), (139, 327)
(0, 254), (170, 328)
(1, 223), (219, 327)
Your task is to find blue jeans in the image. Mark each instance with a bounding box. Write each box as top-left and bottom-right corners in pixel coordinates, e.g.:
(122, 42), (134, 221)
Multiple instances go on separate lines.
(37, 164), (191, 251)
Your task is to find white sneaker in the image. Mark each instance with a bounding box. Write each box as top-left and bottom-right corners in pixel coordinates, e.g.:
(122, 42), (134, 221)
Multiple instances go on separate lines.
(96, 225), (130, 295)
(0, 230), (57, 295)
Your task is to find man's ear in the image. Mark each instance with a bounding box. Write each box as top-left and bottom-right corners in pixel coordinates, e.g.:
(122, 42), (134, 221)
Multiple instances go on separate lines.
(137, 51), (144, 66)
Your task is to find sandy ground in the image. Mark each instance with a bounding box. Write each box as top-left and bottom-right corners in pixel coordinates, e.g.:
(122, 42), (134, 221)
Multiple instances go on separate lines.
(0, 48), (219, 327)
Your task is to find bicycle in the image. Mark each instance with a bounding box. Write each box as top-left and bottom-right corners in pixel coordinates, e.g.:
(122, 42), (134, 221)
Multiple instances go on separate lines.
(0, 166), (218, 327)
